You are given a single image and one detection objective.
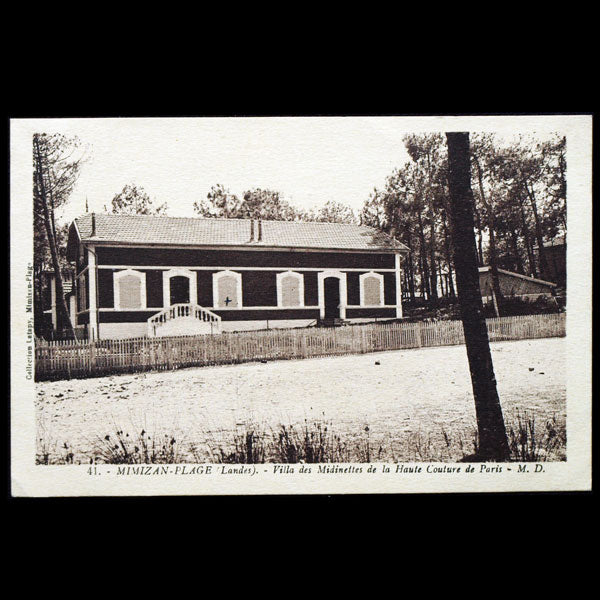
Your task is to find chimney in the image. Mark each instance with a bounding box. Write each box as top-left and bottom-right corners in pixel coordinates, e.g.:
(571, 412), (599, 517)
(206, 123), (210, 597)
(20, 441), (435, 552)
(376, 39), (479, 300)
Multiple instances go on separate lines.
(91, 212), (96, 237)
(249, 219), (255, 242)
(257, 219), (263, 242)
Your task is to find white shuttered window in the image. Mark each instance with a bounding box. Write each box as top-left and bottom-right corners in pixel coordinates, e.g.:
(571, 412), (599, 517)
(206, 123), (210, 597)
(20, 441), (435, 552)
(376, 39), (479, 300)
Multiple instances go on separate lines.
(277, 271), (304, 307)
(213, 271), (242, 308)
(359, 272), (384, 306)
(114, 270), (146, 310)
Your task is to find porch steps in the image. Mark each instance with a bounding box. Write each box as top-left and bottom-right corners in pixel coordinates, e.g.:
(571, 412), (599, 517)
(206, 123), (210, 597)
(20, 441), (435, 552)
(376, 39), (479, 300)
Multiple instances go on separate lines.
(148, 303), (222, 337)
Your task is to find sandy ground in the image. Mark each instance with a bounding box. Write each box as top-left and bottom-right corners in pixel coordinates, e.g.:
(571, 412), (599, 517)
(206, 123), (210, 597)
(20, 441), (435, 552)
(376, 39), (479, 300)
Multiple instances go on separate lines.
(35, 338), (566, 463)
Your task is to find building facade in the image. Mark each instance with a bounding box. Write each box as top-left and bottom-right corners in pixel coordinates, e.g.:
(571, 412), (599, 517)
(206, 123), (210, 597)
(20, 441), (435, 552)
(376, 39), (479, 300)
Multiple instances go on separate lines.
(66, 214), (409, 340)
(478, 266), (556, 304)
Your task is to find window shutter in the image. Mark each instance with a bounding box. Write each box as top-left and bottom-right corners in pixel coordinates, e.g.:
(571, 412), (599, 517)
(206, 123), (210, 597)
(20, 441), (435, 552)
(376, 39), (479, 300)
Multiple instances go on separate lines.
(281, 274), (301, 307)
(119, 274), (141, 309)
(363, 275), (382, 306)
(218, 274), (239, 308)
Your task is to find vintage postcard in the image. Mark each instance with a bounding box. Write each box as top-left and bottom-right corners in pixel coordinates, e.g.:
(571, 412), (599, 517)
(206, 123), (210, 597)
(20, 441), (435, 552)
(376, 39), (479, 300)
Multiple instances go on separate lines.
(10, 115), (592, 496)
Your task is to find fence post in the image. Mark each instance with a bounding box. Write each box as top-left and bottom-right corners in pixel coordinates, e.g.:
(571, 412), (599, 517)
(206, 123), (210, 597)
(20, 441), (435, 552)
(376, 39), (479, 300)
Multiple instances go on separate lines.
(416, 322), (422, 347)
(90, 340), (97, 375)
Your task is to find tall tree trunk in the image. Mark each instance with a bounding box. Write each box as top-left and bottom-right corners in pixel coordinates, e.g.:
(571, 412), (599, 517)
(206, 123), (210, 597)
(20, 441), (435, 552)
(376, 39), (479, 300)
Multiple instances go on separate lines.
(438, 264), (446, 297)
(417, 214), (430, 300)
(474, 208), (484, 265)
(404, 228), (416, 301)
(510, 228), (525, 274)
(442, 214), (456, 298)
(447, 267), (456, 299)
(428, 205), (438, 304)
(517, 194), (537, 277)
(446, 132), (510, 462)
(524, 181), (550, 280)
(34, 138), (76, 339)
(409, 257), (416, 301)
(474, 158), (503, 316)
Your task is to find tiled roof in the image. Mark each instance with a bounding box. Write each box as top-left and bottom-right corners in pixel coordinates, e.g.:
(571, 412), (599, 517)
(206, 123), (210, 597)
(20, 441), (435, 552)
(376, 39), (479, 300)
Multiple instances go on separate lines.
(72, 214), (408, 252)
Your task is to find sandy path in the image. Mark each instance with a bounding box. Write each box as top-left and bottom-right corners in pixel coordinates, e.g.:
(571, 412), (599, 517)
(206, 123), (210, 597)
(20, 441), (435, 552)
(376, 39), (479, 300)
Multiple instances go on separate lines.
(36, 338), (566, 462)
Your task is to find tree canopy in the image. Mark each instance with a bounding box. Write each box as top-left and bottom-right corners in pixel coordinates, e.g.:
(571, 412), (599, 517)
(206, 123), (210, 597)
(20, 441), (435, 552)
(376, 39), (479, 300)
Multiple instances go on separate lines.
(33, 133), (86, 337)
(360, 132), (566, 307)
(111, 184), (168, 215)
(193, 185), (356, 223)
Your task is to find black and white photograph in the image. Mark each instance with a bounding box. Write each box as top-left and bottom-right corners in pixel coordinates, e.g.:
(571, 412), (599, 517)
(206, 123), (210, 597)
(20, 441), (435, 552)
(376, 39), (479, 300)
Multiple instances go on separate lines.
(10, 115), (591, 495)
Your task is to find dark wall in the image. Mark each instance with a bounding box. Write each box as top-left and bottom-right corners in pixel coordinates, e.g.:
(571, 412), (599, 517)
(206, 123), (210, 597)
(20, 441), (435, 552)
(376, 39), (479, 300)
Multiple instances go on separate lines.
(99, 308), (320, 323)
(76, 245), (87, 274)
(383, 272), (396, 305)
(345, 272), (360, 305)
(214, 309), (321, 321)
(300, 271), (318, 306)
(197, 270), (214, 306)
(99, 311), (156, 323)
(96, 246), (396, 270)
(242, 271), (277, 306)
(145, 270), (164, 308)
(84, 272), (89, 310)
(98, 270), (114, 308)
(346, 308), (396, 319)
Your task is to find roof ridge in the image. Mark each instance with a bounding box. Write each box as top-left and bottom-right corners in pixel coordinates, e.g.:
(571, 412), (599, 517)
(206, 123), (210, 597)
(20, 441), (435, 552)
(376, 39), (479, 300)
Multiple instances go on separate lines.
(76, 213), (372, 227)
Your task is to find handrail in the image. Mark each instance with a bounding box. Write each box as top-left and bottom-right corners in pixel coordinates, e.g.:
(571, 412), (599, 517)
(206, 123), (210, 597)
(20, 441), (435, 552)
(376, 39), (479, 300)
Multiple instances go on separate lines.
(148, 303), (221, 337)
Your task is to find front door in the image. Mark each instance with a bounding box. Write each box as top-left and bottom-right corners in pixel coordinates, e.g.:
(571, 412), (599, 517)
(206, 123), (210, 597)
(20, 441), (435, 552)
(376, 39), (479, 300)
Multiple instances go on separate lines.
(170, 275), (190, 305)
(324, 277), (340, 319)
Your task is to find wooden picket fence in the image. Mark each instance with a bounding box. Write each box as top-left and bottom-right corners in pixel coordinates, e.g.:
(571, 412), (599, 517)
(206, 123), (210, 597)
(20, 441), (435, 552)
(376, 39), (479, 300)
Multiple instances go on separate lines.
(34, 313), (566, 382)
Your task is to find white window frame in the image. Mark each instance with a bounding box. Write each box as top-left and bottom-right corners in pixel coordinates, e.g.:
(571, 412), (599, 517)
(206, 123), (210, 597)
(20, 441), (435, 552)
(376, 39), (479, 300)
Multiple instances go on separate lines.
(114, 269), (147, 310)
(276, 271), (305, 308)
(317, 270), (347, 319)
(162, 268), (197, 307)
(213, 270), (243, 309)
(359, 271), (384, 307)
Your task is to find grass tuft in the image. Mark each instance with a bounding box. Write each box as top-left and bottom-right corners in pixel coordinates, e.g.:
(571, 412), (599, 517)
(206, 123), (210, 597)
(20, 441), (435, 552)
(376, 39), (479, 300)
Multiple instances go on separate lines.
(36, 411), (566, 464)
(90, 429), (181, 464)
(506, 411), (566, 462)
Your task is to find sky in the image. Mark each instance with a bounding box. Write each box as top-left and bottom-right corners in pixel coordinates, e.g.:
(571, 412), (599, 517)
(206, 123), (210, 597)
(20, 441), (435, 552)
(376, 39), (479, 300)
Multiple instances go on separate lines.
(40, 117), (418, 225)
(23, 116), (567, 227)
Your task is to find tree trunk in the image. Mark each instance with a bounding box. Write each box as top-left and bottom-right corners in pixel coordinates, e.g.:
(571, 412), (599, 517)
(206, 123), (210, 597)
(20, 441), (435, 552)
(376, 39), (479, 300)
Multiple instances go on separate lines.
(438, 263), (446, 297)
(524, 181), (550, 280)
(518, 194), (537, 277)
(474, 208), (484, 265)
(34, 138), (76, 339)
(428, 204), (438, 305)
(442, 214), (456, 298)
(404, 228), (416, 301)
(445, 132), (510, 462)
(417, 214), (430, 300)
(510, 228), (525, 274)
(474, 158), (503, 317)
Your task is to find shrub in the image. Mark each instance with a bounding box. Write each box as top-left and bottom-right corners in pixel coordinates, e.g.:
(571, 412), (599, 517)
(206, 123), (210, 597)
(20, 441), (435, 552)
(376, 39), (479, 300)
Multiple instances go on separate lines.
(91, 429), (181, 464)
(506, 411), (566, 462)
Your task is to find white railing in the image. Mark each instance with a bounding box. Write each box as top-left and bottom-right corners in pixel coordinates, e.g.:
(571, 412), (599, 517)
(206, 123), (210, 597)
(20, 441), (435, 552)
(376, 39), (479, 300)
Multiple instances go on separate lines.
(147, 303), (222, 337)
